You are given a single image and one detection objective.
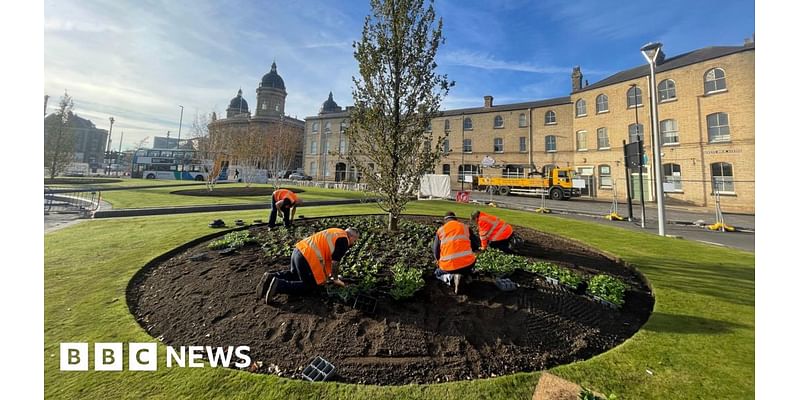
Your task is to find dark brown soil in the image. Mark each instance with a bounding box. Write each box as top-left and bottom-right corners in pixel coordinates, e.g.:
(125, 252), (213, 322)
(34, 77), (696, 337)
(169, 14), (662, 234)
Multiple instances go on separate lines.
(171, 187), (306, 197)
(127, 215), (653, 385)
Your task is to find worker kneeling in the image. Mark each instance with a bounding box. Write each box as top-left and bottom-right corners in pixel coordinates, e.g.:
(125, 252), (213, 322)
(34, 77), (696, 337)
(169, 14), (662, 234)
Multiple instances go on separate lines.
(433, 212), (480, 294)
(256, 227), (360, 304)
(268, 188), (303, 228)
(471, 210), (515, 253)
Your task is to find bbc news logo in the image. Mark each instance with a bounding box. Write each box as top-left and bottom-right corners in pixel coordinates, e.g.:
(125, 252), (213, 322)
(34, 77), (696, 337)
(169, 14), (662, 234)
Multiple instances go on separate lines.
(60, 343), (251, 371)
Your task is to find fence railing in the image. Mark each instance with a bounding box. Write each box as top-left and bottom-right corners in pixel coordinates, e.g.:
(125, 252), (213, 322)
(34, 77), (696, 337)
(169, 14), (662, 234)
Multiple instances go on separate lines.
(44, 186), (102, 216)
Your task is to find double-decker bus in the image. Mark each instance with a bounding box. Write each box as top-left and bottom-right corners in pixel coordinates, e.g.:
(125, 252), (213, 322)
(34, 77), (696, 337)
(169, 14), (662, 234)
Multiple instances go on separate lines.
(130, 148), (229, 181)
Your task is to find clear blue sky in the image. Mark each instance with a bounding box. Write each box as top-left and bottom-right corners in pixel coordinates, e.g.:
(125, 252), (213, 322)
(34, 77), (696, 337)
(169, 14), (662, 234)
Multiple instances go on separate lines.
(43, 0), (754, 150)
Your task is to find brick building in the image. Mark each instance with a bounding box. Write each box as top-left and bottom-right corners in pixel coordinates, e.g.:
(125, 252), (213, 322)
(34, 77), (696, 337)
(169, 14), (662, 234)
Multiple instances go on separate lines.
(302, 42), (755, 212)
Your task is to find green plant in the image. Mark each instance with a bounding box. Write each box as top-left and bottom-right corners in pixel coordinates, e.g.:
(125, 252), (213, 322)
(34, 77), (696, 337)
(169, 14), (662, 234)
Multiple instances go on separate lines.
(475, 248), (518, 277)
(207, 231), (258, 250)
(557, 268), (583, 289)
(389, 263), (425, 300)
(587, 274), (627, 306)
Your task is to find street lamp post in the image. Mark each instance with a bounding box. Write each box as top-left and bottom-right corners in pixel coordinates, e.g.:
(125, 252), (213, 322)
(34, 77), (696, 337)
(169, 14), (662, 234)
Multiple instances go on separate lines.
(116, 130), (124, 177)
(105, 117), (115, 175)
(177, 105), (184, 149)
(641, 42), (667, 236)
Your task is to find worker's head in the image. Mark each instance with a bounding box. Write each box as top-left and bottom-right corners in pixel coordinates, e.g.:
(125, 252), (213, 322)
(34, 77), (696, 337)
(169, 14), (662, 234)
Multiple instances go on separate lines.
(470, 210), (481, 221)
(443, 211), (457, 222)
(345, 227), (360, 246)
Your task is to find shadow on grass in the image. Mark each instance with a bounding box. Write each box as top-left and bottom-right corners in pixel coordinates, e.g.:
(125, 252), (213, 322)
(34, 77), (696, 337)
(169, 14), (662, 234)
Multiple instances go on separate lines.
(642, 312), (751, 334)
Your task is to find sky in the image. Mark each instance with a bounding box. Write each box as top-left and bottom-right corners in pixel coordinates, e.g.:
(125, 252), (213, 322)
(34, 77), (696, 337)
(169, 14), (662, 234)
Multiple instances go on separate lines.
(44, 0), (755, 151)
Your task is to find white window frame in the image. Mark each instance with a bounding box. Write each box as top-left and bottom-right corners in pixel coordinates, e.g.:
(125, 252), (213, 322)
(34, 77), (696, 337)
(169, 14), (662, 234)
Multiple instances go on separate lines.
(494, 115), (504, 129)
(519, 136), (527, 152)
(576, 131), (588, 151)
(707, 112), (731, 143)
(463, 138), (472, 153)
(704, 68), (727, 94)
(627, 87), (643, 108)
(660, 119), (680, 146)
(493, 137), (504, 153)
(575, 99), (587, 117)
(545, 110), (557, 125)
(711, 162), (735, 194)
(545, 135), (557, 152)
(658, 79), (677, 102)
(663, 163), (682, 192)
(597, 127), (610, 150)
(599, 164), (612, 188)
(596, 94), (609, 113)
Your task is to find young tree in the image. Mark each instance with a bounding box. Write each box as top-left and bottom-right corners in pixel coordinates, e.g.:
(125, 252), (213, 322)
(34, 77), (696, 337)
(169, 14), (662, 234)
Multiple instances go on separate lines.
(348, 0), (453, 231)
(193, 111), (228, 191)
(44, 91), (77, 179)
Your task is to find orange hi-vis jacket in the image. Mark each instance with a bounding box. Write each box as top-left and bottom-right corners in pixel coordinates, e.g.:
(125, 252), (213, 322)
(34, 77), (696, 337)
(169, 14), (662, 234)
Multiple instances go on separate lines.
(273, 189), (298, 205)
(295, 228), (348, 285)
(436, 220), (477, 271)
(476, 212), (513, 249)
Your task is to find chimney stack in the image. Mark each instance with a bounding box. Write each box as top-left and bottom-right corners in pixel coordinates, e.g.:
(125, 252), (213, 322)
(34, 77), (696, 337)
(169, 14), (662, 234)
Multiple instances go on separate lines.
(572, 66), (583, 92)
(484, 95), (493, 108)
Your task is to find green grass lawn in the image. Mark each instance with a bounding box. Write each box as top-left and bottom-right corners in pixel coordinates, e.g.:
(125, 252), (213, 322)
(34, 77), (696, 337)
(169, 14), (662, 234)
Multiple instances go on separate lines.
(44, 201), (754, 399)
(96, 183), (369, 209)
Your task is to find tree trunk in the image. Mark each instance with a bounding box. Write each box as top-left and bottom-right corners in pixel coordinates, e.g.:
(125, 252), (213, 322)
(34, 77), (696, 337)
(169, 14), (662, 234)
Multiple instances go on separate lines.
(388, 212), (399, 232)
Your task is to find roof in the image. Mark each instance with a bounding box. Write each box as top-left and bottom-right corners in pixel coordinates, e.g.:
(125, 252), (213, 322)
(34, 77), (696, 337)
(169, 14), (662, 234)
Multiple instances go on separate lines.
(574, 45), (755, 94)
(304, 96), (572, 120)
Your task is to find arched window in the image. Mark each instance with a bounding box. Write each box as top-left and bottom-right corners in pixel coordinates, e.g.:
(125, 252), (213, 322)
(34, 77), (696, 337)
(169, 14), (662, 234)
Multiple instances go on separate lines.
(340, 119), (348, 133)
(444, 119), (450, 131)
(339, 136), (347, 153)
(442, 138), (449, 153)
(576, 131), (587, 151)
(627, 86), (642, 107)
(660, 119), (679, 145)
(597, 127), (609, 149)
(518, 113), (527, 127)
(628, 123), (644, 143)
(599, 165), (612, 188)
(704, 68), (727, 94)
(707, 112), (730, 142)
(575, 99), (587, 117)
(596, 94), (608, 113)
(545, 135), (557, 152)
(663, 163), (682, 191)
(494, 115), (504, 128)
(442, 164), (450, 175)
(711, 162), (734, 193)
(545, 110), (556, 124)
(658, 79), (677, 102)
(312, 122), (319, 132)
(324, 121), (331, 133)
(463, 117), (473, 130)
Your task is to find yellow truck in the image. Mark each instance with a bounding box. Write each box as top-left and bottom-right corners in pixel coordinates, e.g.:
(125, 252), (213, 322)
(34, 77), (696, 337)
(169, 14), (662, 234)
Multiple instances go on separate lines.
(476, 167), (581, 200)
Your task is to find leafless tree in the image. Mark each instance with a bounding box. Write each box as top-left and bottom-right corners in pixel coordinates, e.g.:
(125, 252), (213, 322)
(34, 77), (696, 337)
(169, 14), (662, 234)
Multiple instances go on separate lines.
(44, 90), (77, 179)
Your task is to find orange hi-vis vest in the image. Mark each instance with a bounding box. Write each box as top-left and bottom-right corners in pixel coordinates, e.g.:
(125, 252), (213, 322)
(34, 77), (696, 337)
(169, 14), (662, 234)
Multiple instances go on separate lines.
(436, 220), (477, 271)
(273, 189), (298, 205)
(295, 228), (347, 285)
(476, 212), (513, 249)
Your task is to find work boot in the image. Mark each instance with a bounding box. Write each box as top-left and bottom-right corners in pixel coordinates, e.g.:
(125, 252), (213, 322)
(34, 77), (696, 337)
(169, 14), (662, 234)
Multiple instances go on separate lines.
(255, 272), (274, 300)
(264, 277), (278, 305)
(453, 274), (463, 295)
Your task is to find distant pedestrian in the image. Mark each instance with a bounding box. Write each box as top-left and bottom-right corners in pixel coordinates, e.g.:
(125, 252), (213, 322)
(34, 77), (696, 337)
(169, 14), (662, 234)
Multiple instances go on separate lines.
(268, 188), (303, 228)
(256, 227), (360, 304)
(432, 211), (480, 294)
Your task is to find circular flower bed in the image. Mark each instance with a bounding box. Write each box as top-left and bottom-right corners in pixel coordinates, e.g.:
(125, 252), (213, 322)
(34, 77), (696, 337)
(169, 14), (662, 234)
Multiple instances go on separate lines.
(171, 187), (306, 197)
(127, 215), (653, 385)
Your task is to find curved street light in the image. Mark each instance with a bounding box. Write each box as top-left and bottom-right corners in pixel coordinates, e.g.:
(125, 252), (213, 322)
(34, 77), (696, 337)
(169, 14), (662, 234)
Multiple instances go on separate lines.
(640, 42), (666, 236)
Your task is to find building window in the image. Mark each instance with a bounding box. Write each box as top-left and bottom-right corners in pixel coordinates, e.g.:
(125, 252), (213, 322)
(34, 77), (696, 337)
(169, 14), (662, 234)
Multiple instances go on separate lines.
(339, 136), (347, 154)
(663, 163), (682, 191)
(519, 137), (527, 152)
(660, 119), (679, 145)
(628, 123), (644, 143)
(442, 138), (450, 153)
(310, 140), (317, 155)
(322, 138), (329, 153)
(324, 122), (331, 133)
(597, 127), (610, 150)
(518, 113), (527, 127)
(545, 135), (557, 152)
(627, 86), (643, 107)
(711, 162), (735, 193)
(262, 102), (267, 110)
(340, 120), (348, 133)
(707, 112), (731, 143)
(545, 110), (556, 124)
(442, 164), (450, 175)
(463, 117), (473, 130)
(494, 138), (504, 153)
(576, 131), (587, 151)
(494, 116), (504, 128)
(599, 165), (612, 188)
(458, 164), (479, 182)
(575, 99), (587, 117)
(596, 94), (609, 113)
(503, 165), (524, 178)
(444, 119), (450, 131)
(704, 68), (727, 94)
(310, 161), (317, 176)
(658, 79), (677, 102)
(425, 121), (432, 132)
(312, 122), (319, 132)
(463, 138), (472, 153)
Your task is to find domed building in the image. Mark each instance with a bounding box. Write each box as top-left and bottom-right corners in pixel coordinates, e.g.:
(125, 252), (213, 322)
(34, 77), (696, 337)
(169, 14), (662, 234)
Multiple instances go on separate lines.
(209, 61), (305, 175)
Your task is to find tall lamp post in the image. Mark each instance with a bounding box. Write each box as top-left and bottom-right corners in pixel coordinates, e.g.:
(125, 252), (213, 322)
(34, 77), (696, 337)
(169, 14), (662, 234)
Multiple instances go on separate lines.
(177, 105), (184, 149)
(641, 42), (666, 236)
(106, 116), (115, 175)
(116, 130), (124, 177)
